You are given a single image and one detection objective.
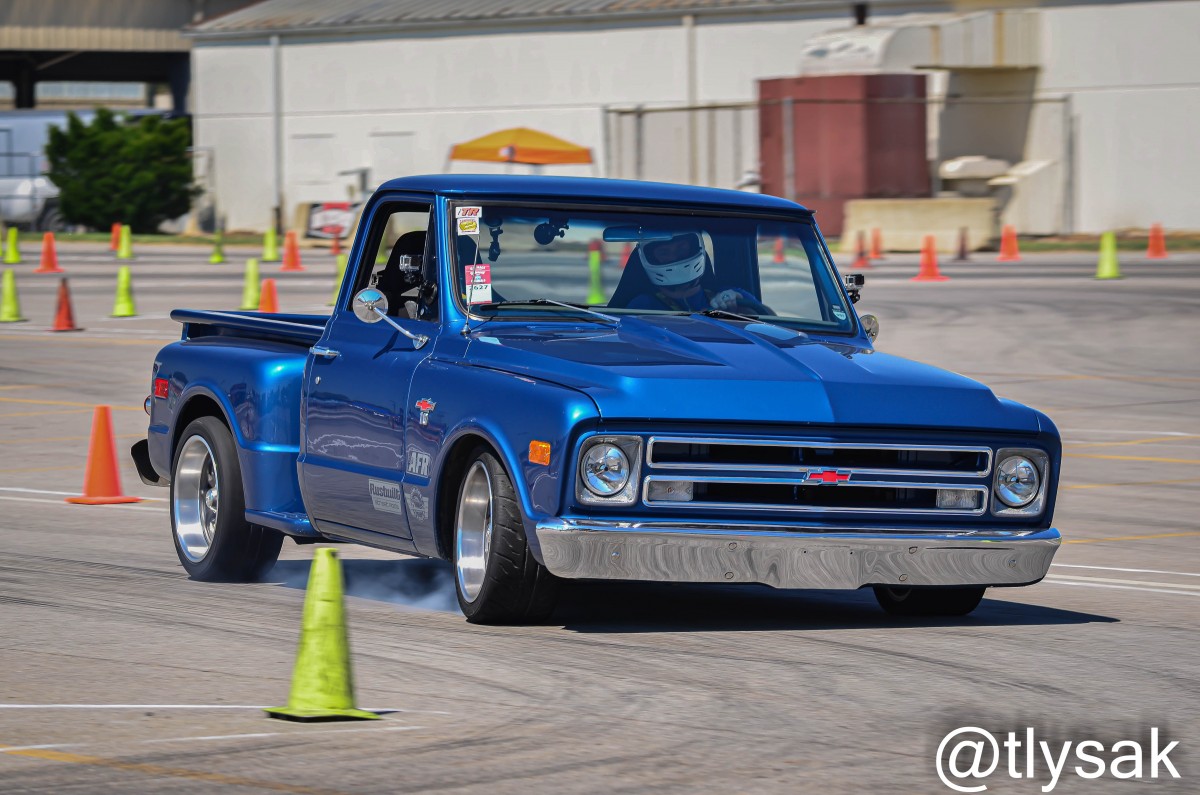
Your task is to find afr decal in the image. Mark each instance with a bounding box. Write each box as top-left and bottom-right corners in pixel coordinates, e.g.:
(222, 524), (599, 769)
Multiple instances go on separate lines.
(406, 447), (431, 478)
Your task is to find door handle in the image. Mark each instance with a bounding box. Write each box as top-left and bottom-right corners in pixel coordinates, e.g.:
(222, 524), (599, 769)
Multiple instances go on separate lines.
(309, 345), (340, 359)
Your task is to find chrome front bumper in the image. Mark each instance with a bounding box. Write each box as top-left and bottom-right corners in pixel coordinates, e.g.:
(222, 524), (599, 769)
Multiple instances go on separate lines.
(534, 520), (1061, 590)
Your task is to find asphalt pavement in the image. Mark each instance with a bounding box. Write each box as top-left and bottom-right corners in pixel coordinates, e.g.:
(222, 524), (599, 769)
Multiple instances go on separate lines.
(0, 242), (1197, 793)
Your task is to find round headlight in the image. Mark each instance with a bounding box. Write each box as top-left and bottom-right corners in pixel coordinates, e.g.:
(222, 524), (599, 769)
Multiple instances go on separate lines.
(995, 455), (1040, 507)
(581, 443), (631, 497)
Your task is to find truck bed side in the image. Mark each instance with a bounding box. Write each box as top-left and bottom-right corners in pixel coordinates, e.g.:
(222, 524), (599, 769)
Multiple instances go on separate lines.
(147, 310), (327, 538)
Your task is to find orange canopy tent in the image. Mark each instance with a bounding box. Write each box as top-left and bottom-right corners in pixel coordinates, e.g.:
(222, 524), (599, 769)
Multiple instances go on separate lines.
(448, 127), (593, 166)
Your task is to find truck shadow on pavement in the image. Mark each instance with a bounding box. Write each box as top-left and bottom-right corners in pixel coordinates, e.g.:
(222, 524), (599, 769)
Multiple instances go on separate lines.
(555, 581), (1118, 633)
(268, 557), (1117, 632)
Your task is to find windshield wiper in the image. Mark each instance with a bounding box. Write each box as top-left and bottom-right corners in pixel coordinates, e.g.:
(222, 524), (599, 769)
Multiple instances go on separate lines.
(697, 309), (806, 339)
(477, 299), (620, 326)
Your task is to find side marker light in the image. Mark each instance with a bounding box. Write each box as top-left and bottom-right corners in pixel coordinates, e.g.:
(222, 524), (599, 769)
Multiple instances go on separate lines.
(529, 440), (551, 466)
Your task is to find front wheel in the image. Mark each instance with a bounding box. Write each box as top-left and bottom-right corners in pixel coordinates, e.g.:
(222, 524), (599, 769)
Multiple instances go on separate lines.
(873, 585), (985, 617)
(453, 448), (558, 624)
(36, 201), (66, 233)
(171, 416), (282, 581)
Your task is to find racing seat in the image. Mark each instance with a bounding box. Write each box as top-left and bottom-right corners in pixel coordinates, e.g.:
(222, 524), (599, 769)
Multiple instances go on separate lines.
(607, 245), (719, 309)
(375, 231), (425, 318)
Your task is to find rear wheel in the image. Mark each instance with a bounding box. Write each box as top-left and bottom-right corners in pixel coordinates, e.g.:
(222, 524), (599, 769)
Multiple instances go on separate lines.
(453, 448), (558, 624)
(171, 417), (282, 581)
(873, 585), (985, 617)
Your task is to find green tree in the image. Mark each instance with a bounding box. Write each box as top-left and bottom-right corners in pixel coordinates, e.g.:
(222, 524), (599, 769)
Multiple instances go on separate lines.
(45, 108), (197, 233)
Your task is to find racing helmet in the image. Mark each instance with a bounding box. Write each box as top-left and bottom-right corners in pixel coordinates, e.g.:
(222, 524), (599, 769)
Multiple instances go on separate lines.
(638, 232), (705, 287)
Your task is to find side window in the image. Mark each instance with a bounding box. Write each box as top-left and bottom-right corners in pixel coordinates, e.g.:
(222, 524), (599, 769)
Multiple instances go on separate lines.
(352, 202), (437, 321)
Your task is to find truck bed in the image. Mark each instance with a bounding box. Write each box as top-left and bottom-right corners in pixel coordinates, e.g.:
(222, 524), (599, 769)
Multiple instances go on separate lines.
(170, 309), (327, 346)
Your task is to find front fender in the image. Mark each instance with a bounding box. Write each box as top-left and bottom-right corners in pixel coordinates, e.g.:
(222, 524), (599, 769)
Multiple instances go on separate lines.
(405, 359), (599, 558)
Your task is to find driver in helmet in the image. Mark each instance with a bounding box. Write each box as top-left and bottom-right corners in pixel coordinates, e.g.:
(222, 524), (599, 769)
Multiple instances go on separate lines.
(627, 232), (770, 314)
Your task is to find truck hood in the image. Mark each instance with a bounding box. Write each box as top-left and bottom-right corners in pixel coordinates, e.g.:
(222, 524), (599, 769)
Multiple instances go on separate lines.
(463, 315), (1040, 432)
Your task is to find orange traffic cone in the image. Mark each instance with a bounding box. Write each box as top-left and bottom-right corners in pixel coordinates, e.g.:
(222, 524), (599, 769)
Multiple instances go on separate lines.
(35, 232), (64, 274)
(852, 230), (871, 270)
(259, 278), (279, 313)
(911, 236), (949, 282)
(330, 234), (342, 257)
(997, 225), (1021, 262)
(773, 237), (785, 264)
(66, 406), (142, 505)
(620, 243), (632, 269)
(1146, 223), (1168, 259)
(869, 228), (884, 260)
(109, 222), (121, 251)
(280, 231), (304, 272)
(50, 277), (82, 331)
(954, 227), (971, 262)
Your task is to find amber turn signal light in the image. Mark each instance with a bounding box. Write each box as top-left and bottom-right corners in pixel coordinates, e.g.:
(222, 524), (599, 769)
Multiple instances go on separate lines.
(529, 440), (551, 466)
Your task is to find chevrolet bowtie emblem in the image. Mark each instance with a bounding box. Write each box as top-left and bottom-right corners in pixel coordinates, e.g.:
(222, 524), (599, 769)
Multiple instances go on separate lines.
(415, 398), (436, 425)
(804, 469), (852, 484)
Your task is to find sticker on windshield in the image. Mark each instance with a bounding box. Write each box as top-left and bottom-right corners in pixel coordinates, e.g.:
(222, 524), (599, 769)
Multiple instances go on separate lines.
(465, 263), (492, 304)
(832, 306), (847, 321)
(368, 479), (404, 515)
(457, 217), (479, 236)
(456, 205), (482, 219)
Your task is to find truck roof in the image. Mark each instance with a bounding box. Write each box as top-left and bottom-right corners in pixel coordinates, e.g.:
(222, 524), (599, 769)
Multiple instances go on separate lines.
(377, 174), (812, 215)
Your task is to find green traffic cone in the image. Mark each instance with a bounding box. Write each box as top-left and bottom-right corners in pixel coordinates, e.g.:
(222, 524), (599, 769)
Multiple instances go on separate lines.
(240, 258), (261, 310)
(116, 225), (133, 260)
(329, 254), (347, 306)
(586, 246), (605, 305)
(0, 268), (26, 322)
(262, 228), (280, 262)
(209, 230), (226, 264)
(3, 227), (20, 265)
(1095, 231), (1122, 280)
(111, 265), (137, 317)
(265, 548), (379, 723)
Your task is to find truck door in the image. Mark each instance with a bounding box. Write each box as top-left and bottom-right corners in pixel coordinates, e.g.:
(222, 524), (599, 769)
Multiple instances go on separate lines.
(298, 198), (439, 544)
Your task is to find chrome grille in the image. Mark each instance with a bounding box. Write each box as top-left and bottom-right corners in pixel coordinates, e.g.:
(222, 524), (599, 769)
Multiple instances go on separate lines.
(646, 437), (991, 477)
(642, 436), (993, 516)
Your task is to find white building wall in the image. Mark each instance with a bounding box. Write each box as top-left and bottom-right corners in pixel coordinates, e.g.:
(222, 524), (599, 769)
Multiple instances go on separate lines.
(194, 13), (884, 230)
(692, 16), (849, 101)
(193, 42), (276, 231)
(1037, 1), (1200, 232)
(194, 2), (1200, 233)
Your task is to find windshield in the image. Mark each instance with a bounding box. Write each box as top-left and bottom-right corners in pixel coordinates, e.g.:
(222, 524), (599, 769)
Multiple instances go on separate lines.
(451, 202), (854, 333)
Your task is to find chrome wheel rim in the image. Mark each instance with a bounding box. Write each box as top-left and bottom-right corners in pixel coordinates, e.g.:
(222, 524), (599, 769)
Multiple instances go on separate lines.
(173, 434), (219, 563)
(455, 461), (493, 603)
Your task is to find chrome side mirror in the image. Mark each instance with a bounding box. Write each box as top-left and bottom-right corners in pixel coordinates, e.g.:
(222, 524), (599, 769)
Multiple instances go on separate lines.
(351, 287), (428, 349)
(353, 287), (388, 323)
(860, 313), (880, 342)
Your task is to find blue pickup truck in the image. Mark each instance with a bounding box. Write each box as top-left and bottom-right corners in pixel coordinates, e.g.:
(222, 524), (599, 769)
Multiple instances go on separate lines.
(132, 175), (1061, 624)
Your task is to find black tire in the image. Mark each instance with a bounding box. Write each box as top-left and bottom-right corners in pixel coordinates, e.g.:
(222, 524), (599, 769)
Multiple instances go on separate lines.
(36, 201), (66, 233)
(873, 585), (985, 617)
(452, 447), (558, 624)
(170, 417), (282, 582)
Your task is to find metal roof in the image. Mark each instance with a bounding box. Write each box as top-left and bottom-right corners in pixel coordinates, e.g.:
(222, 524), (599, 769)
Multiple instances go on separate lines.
(188, 0), (923, 38)
(376, 174), (811, 214)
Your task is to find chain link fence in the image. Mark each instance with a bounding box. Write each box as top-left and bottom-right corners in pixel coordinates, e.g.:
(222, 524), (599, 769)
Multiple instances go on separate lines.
(605, 103), (759, 190)
(605, 93), (1072, 237)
